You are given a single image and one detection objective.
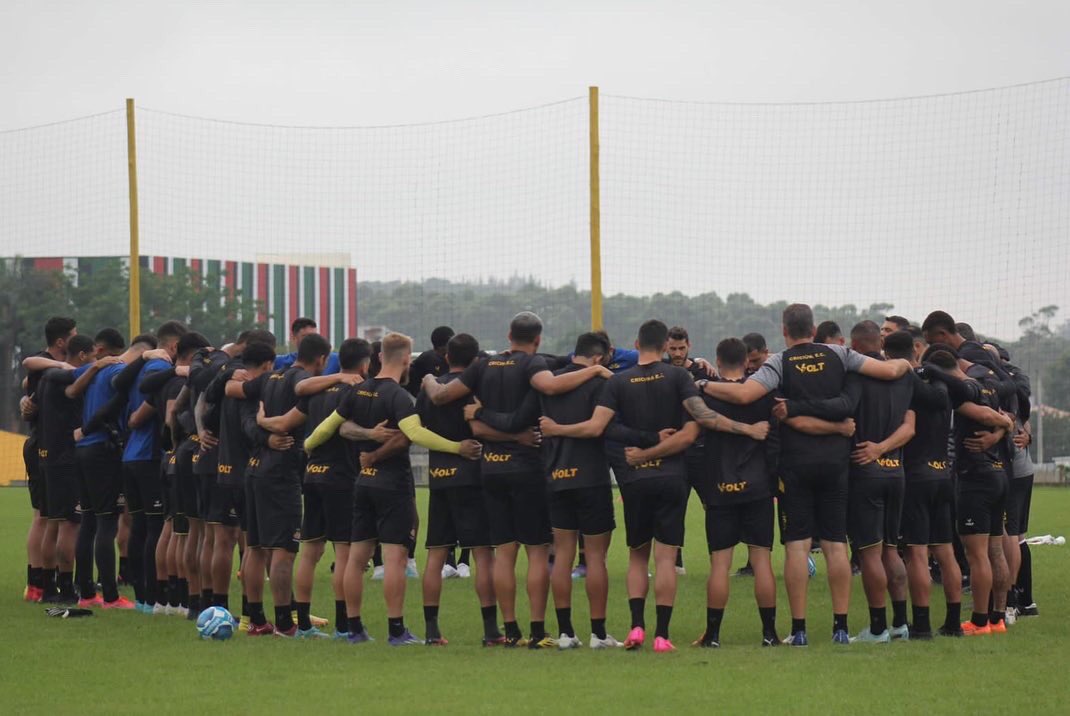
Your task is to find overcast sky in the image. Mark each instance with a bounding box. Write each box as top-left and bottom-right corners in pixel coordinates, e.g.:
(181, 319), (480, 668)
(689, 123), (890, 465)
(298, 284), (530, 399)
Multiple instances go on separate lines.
(1, 1), (1068, 339)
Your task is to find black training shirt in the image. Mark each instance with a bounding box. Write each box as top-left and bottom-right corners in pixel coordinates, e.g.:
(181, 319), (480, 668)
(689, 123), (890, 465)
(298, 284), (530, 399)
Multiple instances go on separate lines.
(699, 377), (776, 505)
(301, 384), (356, 487)
(336, 377), (417, 492)
(416, 373), (480, 490)
(540, 364), (610, 491)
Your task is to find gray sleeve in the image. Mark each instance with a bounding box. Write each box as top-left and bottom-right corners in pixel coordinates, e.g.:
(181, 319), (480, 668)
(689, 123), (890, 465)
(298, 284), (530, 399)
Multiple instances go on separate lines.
(748, 352), (783, 392)
(827, 344), (867, 373)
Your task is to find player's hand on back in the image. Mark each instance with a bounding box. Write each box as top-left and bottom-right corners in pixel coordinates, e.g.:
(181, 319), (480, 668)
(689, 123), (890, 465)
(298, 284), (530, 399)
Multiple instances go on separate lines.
(96, 355), (122, 368)
(516, 428), (542, 448)
(748, 421), (770, 441)
(693, 357), (717, 378)
(772, 398), (789, 421)
(538, 416), (561, 437)
(623, 447), (644, 466)
(142, 348), (172, 363)
(463, 398), (482, 422)
(657, 428), (676, 442)
(369, 420), (399, 443)
(459, 439), (482, 461)
(838, 418), (856, 438)
(19, 396), (36, 419)
(593, 365), (613, 379)
(851, 440), (883, 464)
(267, 434), (294, 451)
(231, 369), (250, 383)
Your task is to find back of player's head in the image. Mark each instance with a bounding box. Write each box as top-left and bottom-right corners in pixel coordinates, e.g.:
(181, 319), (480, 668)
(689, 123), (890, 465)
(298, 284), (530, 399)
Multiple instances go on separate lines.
(593, 329), (612, 348)
(177, 332), (211, 360)
(131, 333), (158, 349)
(883, 330), (914, 360)
(296, 333), (330, 363)
(45, 316), (76, 346)
(339, 338), (372, 371)
(782, 304), (814, 341)
(156, 321), (188, 344)
(922, 343), (959, 364)
(381, 332), (413, 364)
(509, 312), (543, 345)
(741, 332), (767, 353)
(955, 322), (976, 342)
(291, 317), (316, 337)
(716, 337), (748, 368)
(574, 332), (609, 359)
(637, 319), (669, 351)
(242, 341), (276, 368)
(237, 328), (277, 348)
(925, 349), (958, 370)
(921, 311), (957, 336)
(94, 328), (125, 352)
(67, 334), (95, 358)
(815, 321), (842, 344)
(667, 326), (689, 343)
(447, 333), (480, 368)
(885, 315), (910, 330)
(369, 341), (382, 377)
(850, 320), (882, 353)
(907, 325), (925, 344)
(430, 326), (455, 349)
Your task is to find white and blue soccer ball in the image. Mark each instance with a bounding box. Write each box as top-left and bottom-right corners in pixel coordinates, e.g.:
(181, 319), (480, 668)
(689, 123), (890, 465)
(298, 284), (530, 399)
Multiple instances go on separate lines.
(807, 555), (818, 578)
(196, 606), (236, 641)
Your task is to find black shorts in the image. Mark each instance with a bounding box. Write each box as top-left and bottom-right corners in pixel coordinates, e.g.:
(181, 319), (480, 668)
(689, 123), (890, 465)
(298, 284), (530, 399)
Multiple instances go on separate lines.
(777, 462), (848, 544)
(956, 470), (1008, 538)
(245, 471), (301, 552)
(25, 440), (45, 511)
(206, 481), (244, 529)
(44, 460), (80, 522)
(847, 475), (904, 549)
(175, 442), (201, 520)
(351, 485), (416, 546)
(705, 498), (774, 552)
(197, 472), (215, 521)
(1004, 475), (1033, 536)
(426, 485), (492, 549)
(901, 478), (954, 546)
(550, 485), (616, 536)
(302, 482), (353, 544)
(619, 475), (689, 549)
(77, 443), (124, 517)
(123, 459), (164, 515)
(482, 471), (551, 547)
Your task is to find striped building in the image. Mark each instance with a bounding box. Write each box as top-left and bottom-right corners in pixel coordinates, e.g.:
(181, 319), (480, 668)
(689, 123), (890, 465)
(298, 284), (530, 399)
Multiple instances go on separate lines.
(21, 255), (358, 348)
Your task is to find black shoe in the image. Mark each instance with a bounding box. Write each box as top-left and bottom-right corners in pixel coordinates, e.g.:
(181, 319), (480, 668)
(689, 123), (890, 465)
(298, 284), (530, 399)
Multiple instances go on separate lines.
(761, 633), (781, 647)
(908, 628), (933, 640)
(1018, 603), (1039, 617)
(937, 624), (963, 637)
(43, 590), (78, 606)
(692, 632), (720, 648)
(734, 565), (754, 577)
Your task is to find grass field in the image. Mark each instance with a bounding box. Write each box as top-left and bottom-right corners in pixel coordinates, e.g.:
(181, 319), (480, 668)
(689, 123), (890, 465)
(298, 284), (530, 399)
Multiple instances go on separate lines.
(2, 486), (1068, 715)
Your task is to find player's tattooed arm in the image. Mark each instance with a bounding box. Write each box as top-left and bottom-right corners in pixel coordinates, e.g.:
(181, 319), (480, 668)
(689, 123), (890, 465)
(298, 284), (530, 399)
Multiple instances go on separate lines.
(683, 396), (769, 440)
(339, 420), (399, 443)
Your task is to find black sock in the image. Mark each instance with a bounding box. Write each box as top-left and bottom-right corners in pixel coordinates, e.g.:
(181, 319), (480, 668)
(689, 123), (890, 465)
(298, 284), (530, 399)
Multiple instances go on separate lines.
(675, 549), (684, 568)
(215, 593), (229, 611)
(891, 600), (907, 628)
(1017, 542), (1033, 605)
(188, 594), (201, 616)
(654, 604), (673, 639)
(945, 601), (961, 628)
(791, 617), (806, 634)
(445, 548), (457, 568)
(388, 616), (405, 638)
(912, 605), (931, 632)
(530, 620), (546, 640)
(178, 579), (188, 608)
(118, 556), (129, 581)
(94, 515), (119, 601)
(504, 620), (522, 640)
(833, 613), (848, 634)
(143, 515), (163, 604)
(989, 610), (1004, 625)
(577, 550), (587, 567)
(869, 606), (887, 635)
(167, 576), (179, 607)
(407, 542), (416, 560)
(29, 566), (42, 589)
(629, 597), (646, 629)
(971, 611), (988, 628)
(202, 588), (213, 609)
(241, 594), (249, 618)
(481, 605), (500, 638)
(458, 549), (471, 567)
(759, 606), (777, 636)
(348, 615), (364, 635)
(275, 605), (294, 631)
(591, 617), (607, 640)
(705, 607), (724, 640)
(58, 571), (75, 595)
(1006, 587), (1019, 610)
(296, 602), (312, 631)
(248, 601), (265, 626)
(75, 514), (96, 597)
(424, 605), (441, 639)
(372, 544), (383, 568)
(27, 563), (32, 586)
(156, 580), (169, 605)
(556, 608), (574, 638)
(336, 600), (347, 631)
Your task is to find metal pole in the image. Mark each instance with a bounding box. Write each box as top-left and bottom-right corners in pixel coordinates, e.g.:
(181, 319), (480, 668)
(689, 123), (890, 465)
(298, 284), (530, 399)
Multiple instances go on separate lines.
(126, 98), (141, 338)
(588, 86), (603, 330)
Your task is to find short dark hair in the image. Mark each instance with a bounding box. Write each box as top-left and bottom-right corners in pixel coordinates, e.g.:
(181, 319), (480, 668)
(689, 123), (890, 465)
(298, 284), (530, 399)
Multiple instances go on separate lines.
(883, 330), (914, 360)
(131, 333), (158, 349)
(667, 326), (689, 342)
(922, 342), (959, 364)
(907, 325), (925, 343)
(296, 333), (331, 363)
(447, 333), (480, 368)
(783, 304), (814, 340)
(237, 328), (276, 347)
(921, 311), (956, 335)
(44, 317), (76, 346)
(815, 320), (842, 343)
(885, 315), (910, 330)
(369, 341), (382, 377)
(94, 328), (125, 351)
(291, 317), (316, 336)
(574, 332), (609, 359)
(637, 320), (669, 351)
(67, 334), (94, 357)
(851, 320), (881, 344)
(742, 332), (767, 353)
(338, 338), (372, 370)
(955, 322), (976, 342)
(925, 348), (958, 370)
(430, 326), (455, 349)
(509, 312), (543, 344)
(716, 337), (747, 368)
(593, 330), (612, 350)
(176, 332), (211, 360)
(242, 341), (276, 368)
(156, 320), (187, 343)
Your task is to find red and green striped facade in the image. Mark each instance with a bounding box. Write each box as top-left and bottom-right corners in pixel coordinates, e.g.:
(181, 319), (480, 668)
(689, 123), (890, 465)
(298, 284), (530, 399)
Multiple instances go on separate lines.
(24, 256), (358, 348)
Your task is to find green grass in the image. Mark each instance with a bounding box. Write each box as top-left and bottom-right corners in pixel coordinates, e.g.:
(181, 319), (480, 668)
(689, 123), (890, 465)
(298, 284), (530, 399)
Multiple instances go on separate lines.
(2, 487), (1068, 715)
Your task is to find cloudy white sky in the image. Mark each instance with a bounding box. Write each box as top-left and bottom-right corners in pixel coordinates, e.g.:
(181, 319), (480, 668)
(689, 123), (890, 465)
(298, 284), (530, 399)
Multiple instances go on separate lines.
(1, 1), (1068, 338)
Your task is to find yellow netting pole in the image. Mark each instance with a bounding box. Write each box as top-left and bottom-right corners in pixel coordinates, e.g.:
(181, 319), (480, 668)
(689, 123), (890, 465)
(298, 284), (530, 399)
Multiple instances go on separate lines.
(588, 86), (602, 330)
(125, 98), (141, 338)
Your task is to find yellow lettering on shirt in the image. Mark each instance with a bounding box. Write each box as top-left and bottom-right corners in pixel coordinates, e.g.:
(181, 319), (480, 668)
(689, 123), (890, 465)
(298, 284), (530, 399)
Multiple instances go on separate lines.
(247, 457), (260, 468)
(218, 464), (232, 475)
(927, 460), (948, 471)
(360, 466), (378, 477)
(484, 452), (512, 463)
(487, 360), (517, 367)
(876, 458), (901, 469)
(429, 467), (458, 479)
(718, 480), (748, 493)
(552, 468), (578, 480)
(635, 459), (662, 469)
(629, 373), (664, 384)
(307, 464), (330, 475)
(793, 362), (825, 374)
(356, 389), (378, 398)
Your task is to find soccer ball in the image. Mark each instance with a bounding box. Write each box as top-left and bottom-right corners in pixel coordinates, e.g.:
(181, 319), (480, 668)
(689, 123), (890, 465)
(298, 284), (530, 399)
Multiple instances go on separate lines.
(196, 606), (237, 641)
(807, 555), (817, 578)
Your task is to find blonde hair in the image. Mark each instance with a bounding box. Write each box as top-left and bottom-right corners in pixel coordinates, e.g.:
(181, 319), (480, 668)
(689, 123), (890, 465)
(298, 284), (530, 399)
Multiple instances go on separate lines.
(381, 332), (413, 364)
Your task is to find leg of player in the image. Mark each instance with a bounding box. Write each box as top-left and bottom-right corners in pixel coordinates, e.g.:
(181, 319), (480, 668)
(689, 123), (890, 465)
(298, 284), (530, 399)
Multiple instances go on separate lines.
(39, 518), (60, 600)
(152, 520), (172, 614)
(382, 542), (418, 644)
(882, 545), (909, 640)
(243, 547), (272, 634)
(749, 546), (778, 645)
(782, 539), (810, 642)
(25, 510), (47, 601)
(550, 529), (579, 648)
(331, 542), (350, 638)
(212, 524), (239, 610)
(821, 540), (852, 642)
(117, 507), (131, 585)
(75, 512), (99, 607)
(625, 543), (651, 649)
(524, 543), (551, 647)
(906, 545), (934, 637)
(652, 541), (679, 651)
(55, 518), (80, 603)
(699, 547), (732, 648)
(960, 534), (992, 634)
(583, 531), (615, 648)
(472, 547), (503, 645)
(184, 520), (202, 616)
(988, 535), (1010, 632)
(1002, 530), (1021, 622)
(343, 540), (375, 642)
(494, 542), (522, 644)
(930, 543), (963, 635)
(853, 544), (890, 643)
(269, 548), (297, 636)
(423, 546), (449, 644)
(199, 526), (216, 617)
(294, 539), (328, 638)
